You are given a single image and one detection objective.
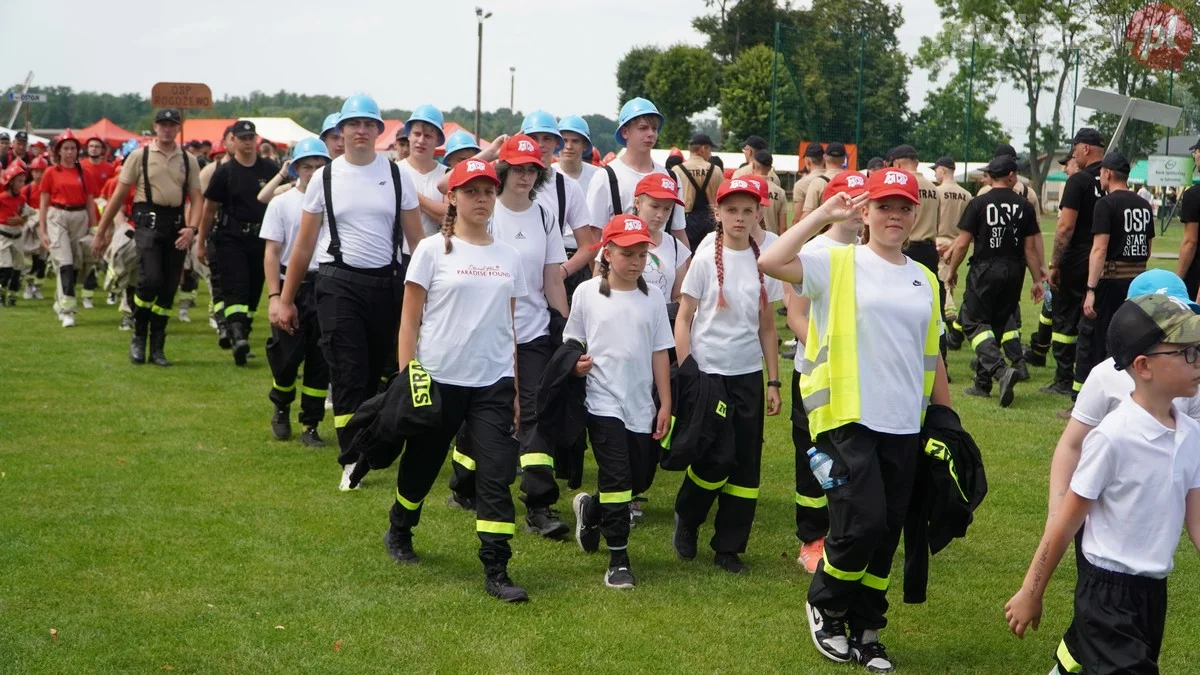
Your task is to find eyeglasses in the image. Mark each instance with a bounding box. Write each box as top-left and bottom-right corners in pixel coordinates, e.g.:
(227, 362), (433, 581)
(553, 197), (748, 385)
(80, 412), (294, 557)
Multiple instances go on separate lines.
(1144, 344), (1200, 364)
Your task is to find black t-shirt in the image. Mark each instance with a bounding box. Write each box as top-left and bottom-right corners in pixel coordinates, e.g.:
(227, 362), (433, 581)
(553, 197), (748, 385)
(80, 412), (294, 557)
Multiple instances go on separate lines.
(1181, 184), (1200, 282)
(1092, 190), (1154, 263)
(958, 187), (1040, 260)
(1059, 161), (1105, 254)
(204, 156), (279, 225)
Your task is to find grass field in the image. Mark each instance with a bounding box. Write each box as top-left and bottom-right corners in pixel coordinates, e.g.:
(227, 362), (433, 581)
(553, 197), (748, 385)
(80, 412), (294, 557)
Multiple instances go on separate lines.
(2, 218), (1199, 673)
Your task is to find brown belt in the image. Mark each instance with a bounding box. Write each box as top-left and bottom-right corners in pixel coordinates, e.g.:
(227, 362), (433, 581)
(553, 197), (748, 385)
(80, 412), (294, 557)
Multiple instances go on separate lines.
(51, 203), (87, 212)
(1100, 260), (1147, 280)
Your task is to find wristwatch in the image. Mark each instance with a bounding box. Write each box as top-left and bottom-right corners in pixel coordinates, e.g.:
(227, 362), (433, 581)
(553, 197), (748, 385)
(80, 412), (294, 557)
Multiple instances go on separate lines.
(767, 380), (782, 389)
(1086, 285), (1097, 292)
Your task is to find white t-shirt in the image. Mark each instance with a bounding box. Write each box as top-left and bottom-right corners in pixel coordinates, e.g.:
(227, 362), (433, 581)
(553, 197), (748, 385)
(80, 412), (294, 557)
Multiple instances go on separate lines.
(800, 245), (940, 434)
(695, 229), (779, 257)
(536, 167), (592, 251)
(681, 244), (784, 376)
(791, 233), (856, 372)
(406, 235), (527, 387)
(1072, 356), (1200, 426)
(585, 156), (686, 232)
(564, 277), (675, 433)
(594, 232), (691, 304)
(260, 187), (326, 276)
(564, 161), (600, 196)
(1072, 398), (1200, 578)
(301, 154), (419, 269)
(490, 201), (568, 344)
(396, 158), (448, 244)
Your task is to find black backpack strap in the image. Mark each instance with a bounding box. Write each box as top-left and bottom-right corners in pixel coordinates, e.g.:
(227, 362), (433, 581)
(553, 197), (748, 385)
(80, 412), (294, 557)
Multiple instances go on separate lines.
(556, 171), (567, 235)
(603, 164), (622, 217)
(389, 160), (404, 266)
(538, 203), (551, 236)
(322, 164), (343, 265)
(140, 147), (152, 205)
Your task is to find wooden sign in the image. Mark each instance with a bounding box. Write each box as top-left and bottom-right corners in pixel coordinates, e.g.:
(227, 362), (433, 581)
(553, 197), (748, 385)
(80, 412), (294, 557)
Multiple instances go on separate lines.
(150, 82), (213, 110)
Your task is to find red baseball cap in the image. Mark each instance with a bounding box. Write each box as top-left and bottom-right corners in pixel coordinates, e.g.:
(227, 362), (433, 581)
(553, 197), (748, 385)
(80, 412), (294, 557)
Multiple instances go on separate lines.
(634, 173), (684, 205)
(499, 134), (545, 168)
(715, 178), (764, 204)
(447, 158), (500, 191)
(823, 170), (869, 202)
(865, 168), (920, 204)
(741, 176), (772, 206)
(592, 215), (655, 250)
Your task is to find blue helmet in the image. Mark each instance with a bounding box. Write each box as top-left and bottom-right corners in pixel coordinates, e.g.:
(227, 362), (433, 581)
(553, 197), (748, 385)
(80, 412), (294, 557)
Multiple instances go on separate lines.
(615, 97), (663, 147)
(338, 94), (384, 132)
(288, 136), (332, 178)
(520, 110), (563, 151)
(442, 130), (481, 162)
(557, 115), (592, 154)
(405, 104), (445, 145)
(319, 113), (341, 139)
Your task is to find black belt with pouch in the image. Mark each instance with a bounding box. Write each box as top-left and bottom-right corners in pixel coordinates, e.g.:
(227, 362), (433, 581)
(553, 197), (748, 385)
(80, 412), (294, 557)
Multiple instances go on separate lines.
(217, 214), (261, 236)
(132, 203), (185, 233)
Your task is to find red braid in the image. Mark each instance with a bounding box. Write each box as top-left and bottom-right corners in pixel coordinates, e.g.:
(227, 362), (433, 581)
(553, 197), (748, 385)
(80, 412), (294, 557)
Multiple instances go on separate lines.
(714, 222), (728, 308)
(748, 234), (767, 310)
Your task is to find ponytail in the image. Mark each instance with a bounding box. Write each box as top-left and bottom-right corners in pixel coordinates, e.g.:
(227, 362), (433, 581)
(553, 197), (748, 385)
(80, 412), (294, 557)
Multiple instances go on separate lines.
(747, 234), (768, 310)
(714, 222), (728, 309)
(441, 203), (457, 253)
(598, 254), (612, 297)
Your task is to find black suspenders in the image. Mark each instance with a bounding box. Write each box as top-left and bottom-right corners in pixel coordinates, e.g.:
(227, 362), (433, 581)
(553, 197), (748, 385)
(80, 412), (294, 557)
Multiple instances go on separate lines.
(322, 159), (405, 268)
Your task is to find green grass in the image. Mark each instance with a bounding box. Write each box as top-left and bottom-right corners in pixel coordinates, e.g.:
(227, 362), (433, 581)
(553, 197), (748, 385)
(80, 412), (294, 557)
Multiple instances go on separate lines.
(2, 226), (1199, 673)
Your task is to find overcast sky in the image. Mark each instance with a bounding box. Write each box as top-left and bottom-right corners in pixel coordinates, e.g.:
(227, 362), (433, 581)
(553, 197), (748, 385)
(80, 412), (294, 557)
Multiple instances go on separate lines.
(9, 0), (1062, 155)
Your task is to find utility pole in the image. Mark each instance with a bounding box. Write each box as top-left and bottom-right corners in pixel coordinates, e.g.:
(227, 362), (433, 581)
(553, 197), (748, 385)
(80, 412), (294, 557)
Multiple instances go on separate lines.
(475, 7), (492, 139)
(509, 67), (515, 111)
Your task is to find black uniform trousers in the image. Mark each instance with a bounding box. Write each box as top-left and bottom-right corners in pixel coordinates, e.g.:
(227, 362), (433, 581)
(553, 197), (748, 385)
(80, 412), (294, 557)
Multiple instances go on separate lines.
(1073, 278), (1133, 395)
(675, 370), (764, 554)
(959, 257), (1024, 389)
(315, 267), (405, 466)
(578, 414), (658, 551)
(206, 235), (225, 325)
(1029, 295), (1054, 361)
(791, 373), (829, 544)
(389, 378), (519, 573)
(266, 276), (328, 427)
(132, 224), (187, 328)
(212, 230), (265, 336)
(1001, 310), (1027, 366)
(1052, 252), (1088, 387)
(563, 248), (593, 302)
(808, 423), (919, 632)
(1055, 556), (1166, 675)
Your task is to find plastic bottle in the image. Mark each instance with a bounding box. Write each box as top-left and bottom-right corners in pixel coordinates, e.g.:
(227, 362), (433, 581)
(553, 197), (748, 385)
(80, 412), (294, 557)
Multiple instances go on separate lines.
(807, 447), (846, 490)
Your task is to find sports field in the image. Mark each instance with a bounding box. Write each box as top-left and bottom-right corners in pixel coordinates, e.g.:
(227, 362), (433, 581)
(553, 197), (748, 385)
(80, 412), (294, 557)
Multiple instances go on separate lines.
(2, 219), (1198, 673)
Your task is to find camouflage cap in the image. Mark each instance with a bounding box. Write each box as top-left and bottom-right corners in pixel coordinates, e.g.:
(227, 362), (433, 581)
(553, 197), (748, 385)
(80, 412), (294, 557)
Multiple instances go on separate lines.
(1108, 293), (1200, 370)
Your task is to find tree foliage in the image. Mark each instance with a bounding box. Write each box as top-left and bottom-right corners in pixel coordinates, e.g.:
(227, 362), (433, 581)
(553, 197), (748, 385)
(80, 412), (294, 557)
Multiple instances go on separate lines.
(615, 46), (663, 109)
(720, 45), (796, 150)
(693, 0), (796, 63)
(644, 45), (722, 147)
(909, 73), (1006, 161)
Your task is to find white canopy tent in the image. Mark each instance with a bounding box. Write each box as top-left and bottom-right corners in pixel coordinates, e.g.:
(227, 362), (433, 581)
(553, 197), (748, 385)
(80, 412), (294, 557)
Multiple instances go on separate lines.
(244, 117), (316, 145)
(0, 126), (51, 146)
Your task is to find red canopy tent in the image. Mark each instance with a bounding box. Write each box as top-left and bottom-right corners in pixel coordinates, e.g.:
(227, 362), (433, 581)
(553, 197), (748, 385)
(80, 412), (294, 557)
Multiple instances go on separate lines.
(76, 118), (139, 148)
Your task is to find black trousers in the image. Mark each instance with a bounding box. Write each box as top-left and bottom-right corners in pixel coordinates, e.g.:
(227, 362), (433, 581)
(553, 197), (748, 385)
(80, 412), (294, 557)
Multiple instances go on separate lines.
(675, 370), (764, 554)
(579, 414), (657, 551)
(389, 378), (519, 573)
(1029, 295), (1054, 360)
(212, 231), (265, 334)
(563, 248), (593, 303)
(206, 235), (225, 321)
(1074, 278), (1133, 395)
(808, 423), (919, 632)
(905, 239), (945, 319)
(1052, 252), (1087, 386)
(133, 227), (187, 319)
(1055, 557), (1167, 675)
(791, 373), (828, 544)
(959, 257), (1024, 388)
(315, 269), (404, 466)
(266, 279), (328, 427)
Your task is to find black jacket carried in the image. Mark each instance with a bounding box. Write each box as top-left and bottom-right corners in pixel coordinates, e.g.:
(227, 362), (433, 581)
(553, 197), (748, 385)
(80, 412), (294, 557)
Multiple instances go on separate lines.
(537, 339), (588, 488)
(660, 356), (731, 471)
(903, 404), (988, 604)
(344, 361), (444, 488)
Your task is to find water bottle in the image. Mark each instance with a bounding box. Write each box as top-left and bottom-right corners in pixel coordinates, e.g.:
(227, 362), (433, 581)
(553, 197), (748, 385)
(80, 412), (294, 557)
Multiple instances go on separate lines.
(808, 447), (846, 490)
(1042, 282), (1053, 313)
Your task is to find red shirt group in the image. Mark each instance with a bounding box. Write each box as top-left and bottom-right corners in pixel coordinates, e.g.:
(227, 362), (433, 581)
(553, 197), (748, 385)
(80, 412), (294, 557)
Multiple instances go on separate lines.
(38, 164), (96, 208)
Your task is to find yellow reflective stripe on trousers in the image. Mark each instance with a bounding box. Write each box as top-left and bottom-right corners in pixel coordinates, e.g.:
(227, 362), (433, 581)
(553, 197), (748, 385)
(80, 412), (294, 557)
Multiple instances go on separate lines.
(224, 304), (249, 317)
(394, 488), (422, 511)
(795, 493), (828, 508)
(1001, 330), (1020, 342)
(334, 413), (353, 428)
(721, 483), (759, 499)
(970, 330), (995, 349)
(133, 295), (166, 314)
(272, 380), (296, 393)
(1072, 380), (1082, 392)
(519, 453), (554, 469)
(300, 385), (327, 397)
(861, 572), (889, 591)
(1051, 332), (1077, 344)
(821, 553), (866, 581)
(1039, 314), (1053, 326)
(213, 301), (225, 313)
(686, 465), (727, 491)
(1056, 640), (1083, 673)
(452, 448), (476, 471)
(476, 520), (516, 535)
(599, 490), (633, 504)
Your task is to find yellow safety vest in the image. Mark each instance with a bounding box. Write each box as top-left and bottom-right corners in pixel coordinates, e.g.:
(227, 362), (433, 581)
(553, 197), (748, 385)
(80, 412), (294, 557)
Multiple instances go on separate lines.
(799, 245), (940, 438)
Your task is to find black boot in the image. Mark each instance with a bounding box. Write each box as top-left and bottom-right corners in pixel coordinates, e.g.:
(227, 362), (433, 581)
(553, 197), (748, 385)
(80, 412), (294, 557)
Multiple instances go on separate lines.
(383, 527), (419, 565)
(271, 405), (292, 440)
(484, 568), (529, 603)
(230, 321), (250, 366)
(129, 312), (149, 365)
(524, 506), (569, 539)
(148, 316), (172, 367)
(217, 317), (232, 349)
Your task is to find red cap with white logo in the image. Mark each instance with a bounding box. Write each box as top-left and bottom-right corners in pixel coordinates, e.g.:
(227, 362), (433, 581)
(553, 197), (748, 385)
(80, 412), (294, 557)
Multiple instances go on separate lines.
(741, 176), (772, 206)
(715, 178), (763, 205)
(499, 134), (545, 168)
(823, 170), (869, 202)
(592, 214), (655, 249)
(634, 173), (684, 205)
(447, 157), (500, 191)
(865, 168), (920, 204)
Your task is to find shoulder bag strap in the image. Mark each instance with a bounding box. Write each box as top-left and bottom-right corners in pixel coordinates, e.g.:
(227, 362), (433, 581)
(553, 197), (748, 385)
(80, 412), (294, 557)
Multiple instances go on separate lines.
(604, 164), (621, 216)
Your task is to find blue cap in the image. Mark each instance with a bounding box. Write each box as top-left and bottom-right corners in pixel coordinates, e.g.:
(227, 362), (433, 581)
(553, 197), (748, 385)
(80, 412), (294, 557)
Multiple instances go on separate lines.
(1127, 269), (1200, 313)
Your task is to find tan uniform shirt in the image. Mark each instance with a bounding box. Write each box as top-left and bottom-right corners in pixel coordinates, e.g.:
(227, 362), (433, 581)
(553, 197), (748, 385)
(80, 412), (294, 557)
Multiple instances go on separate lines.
(733, 163), (780, 186)
(977, 179), (1040, 217)
(802, 167), (837, 214)
(792, 171), (816, 207)
(672, 157), (720, 213)
(120, 144), (201, 207)
(198, 157), (227, 195)
(936, 181), (973, 245)
(764, 181), (787, 233)
(910, 173), (940, 242)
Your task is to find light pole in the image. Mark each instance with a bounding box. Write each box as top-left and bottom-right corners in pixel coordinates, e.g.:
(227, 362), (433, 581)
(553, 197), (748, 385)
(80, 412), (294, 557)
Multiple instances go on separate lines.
(475, 7), (492, 140)
(509, 67), (515, 111)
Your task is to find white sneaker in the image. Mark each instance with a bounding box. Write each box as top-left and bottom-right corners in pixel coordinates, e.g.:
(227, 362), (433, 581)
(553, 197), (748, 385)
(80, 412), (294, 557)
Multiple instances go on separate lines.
(61, 313), (76, 328)
(106, 292), (117, 305)
(784, 338), (798, 348)
(179, 307), (191, 323)
(23, 285), (34, 300)
(81, 297), (95, 309)
(208, 316), (218, 330)
(339, 463), (359, 491)
(32, 286), (44, 300)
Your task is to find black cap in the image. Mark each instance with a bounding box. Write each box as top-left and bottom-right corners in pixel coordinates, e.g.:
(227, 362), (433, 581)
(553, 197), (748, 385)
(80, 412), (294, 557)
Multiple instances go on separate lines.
(396, 127), (408, 140)
(689, 133), (714, 147)
(994, 142), (1017, 159)
(1071, 127), (1105, 148)
(1189, 138), (1200, 151)
(1057, 152), (1072, 166)
(186, 139), (202, 149)
(825, 141), (847, 158)
(14, 131), (27, 141)
(0, 132), (8, 141)
(888, 144), (918, 161)
(743, 135), (767, 151)
(1101, 151), (1131, 175)
(200, 139), (212, 147)
(866, 156), (886, 171)
(984, 155), (1018, 176)
(232, 120), (256, 138)
(933, 156), (956, 171)
(155, 109), (181, 124)
(753, 148), (773, 167)
(803, 143), (825, 159)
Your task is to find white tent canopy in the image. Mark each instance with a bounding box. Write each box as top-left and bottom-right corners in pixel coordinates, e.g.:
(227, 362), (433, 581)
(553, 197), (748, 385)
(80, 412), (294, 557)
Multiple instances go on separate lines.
(244, 117), (316, 145)
(0, 126), (51, 146)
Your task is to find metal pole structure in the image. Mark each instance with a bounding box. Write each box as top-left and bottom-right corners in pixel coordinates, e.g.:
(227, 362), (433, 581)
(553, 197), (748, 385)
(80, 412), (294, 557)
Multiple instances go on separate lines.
(1071, 49), (1079, 139)
(509, 67), (515, 111)
(1166, 69), (1174, 155)
(855, 32), (865, 155)
(769, 22), (779, 151)
(475, 8), (491, 140)
(6, 71), (34, 129)
(964, 38), (976, 180)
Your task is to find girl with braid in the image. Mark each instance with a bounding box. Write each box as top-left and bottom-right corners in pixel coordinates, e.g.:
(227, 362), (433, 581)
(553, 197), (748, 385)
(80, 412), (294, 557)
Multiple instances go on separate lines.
(568, 215), (674, 589)
(388, 157), (532, 602)
(671, 178), (783, 575)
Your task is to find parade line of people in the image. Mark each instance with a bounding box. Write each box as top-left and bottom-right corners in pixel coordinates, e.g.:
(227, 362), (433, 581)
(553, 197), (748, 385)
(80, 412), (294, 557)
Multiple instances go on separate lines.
(4, 96), (1200, 675)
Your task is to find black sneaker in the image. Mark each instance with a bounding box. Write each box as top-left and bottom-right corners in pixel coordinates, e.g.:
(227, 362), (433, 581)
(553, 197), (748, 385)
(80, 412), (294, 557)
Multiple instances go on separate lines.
(1040, 380), (1074, 397)
(1024, 348), (1047, 367)
(1013, 362), (1031, 382)
(672, 513), (697, 561)
(217, 325), (232, 350)
(851, 631), (895, 673)
(604, 565), (636, 589)
(781, 347), (797, 361)
(524, 506), (569, 539)
(447, 491), (476, 512)
(963, 385), (990, 398)
(382, 528), (419, 565)
(484, 572), (529, 602)
(299, 426), (325, 448)
(714, 552), (749, 574)
(806, 602), (851, 663)
(271, 406), (292, 440)
(998, 368), (1018, 408)
(572, 493), (600, 553)
(233, 340), (250, 366)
